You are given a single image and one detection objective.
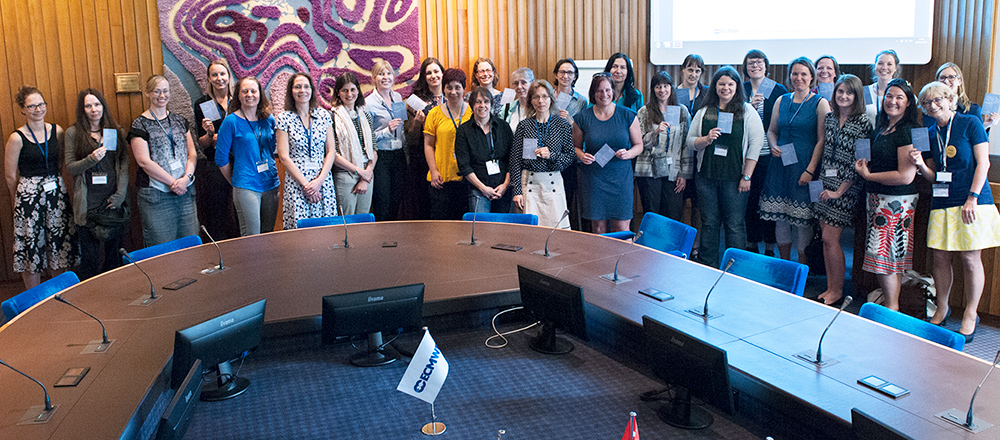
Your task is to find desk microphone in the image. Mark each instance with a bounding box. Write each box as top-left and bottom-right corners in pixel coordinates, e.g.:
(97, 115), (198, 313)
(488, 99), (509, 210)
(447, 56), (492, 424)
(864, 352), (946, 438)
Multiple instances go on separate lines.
(0, 357), (58, 423)
(200, 225), (226, 273)
(687, 258), (734, 319)
(938, 348), (1000, 433)
(53, 294), (113, 352)
(458, 197), (481, 246)
(795, 295), (852, 365)
(120, 248), (156, 302)
(534, 209), (569, 258)
(331, 206), (350, 249)
(601, 231), (643, 283)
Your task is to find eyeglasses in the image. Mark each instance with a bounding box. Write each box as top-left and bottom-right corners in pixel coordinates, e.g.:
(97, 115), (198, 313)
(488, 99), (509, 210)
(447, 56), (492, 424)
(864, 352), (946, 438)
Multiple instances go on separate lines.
(25, 102), (46, 111)
(476, 69), (494, 74)
(922, 97), (947, 107)
(151, 89), (169, 96)
(746, 60), (765, 67)
(937, 74), (960, 82)
(592, 72), (612, 79)
(557, 70), (576, 75)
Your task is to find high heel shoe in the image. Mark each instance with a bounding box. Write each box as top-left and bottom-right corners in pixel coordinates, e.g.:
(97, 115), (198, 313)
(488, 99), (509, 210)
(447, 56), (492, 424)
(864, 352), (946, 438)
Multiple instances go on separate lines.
(959, 316), (980, 344)
(930, 307), (950, 326)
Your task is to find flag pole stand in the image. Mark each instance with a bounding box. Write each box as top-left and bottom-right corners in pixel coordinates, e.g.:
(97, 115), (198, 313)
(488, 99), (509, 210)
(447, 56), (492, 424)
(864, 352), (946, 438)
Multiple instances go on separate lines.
(421, 403), (446, 435)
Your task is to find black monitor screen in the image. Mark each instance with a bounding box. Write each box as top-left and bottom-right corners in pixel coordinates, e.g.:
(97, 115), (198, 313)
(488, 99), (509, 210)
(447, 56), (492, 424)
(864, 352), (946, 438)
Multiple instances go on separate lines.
(517, 265), (586, 354)
(642, 315), (734, 430)
(322, 284), (424, 367)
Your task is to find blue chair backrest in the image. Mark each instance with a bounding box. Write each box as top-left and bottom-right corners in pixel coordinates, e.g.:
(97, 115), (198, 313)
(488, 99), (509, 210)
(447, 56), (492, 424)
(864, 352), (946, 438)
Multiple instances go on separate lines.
(721, 248), (809, 296)
(125, 235), (203, 263)
(2, 271), (80, 321)
(296, 214), (376, 229)
(461, 212), (538, 225)
(633, 212), (696, 259)
(859, 303), (965, 351)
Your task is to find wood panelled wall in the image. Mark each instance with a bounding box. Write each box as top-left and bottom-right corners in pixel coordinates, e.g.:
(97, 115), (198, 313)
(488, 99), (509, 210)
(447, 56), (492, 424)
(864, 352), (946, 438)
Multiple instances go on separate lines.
(0, 0), (163, 280)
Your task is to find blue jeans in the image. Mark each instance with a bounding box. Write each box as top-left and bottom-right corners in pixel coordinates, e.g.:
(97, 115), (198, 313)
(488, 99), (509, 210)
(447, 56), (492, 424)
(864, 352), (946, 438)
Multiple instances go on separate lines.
(696, 177), (748, 268)
(137, 186), (200, 247)
(233, 186), (279, 236)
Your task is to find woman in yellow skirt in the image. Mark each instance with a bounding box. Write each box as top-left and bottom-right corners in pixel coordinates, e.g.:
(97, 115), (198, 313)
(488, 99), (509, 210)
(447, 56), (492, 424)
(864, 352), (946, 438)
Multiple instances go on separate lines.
(911, 81), (1000, 342)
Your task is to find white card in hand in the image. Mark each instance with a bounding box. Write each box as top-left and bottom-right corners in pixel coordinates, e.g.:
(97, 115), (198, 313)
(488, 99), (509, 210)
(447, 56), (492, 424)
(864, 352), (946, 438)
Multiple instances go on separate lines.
(199, 100), (222, 121)
(392, 101), (408, 121)
(556, 92), (572, 111)
(102, 128), (117, 151)
(665, 106), (681, 127)
(717, 112), (733, 134)
(780, 144), (798, 165)
(500, 88), (516, 105)
(758, 77), (776, 98)
(522, 138), (539, 160)
(405, 95), (427, 112)
(910, 127), (930, 152)
(855, 138), (871, 161)
(983, 93), (1000, 115)
(594, 144), (616, 167)
(809, 180), (823, 202)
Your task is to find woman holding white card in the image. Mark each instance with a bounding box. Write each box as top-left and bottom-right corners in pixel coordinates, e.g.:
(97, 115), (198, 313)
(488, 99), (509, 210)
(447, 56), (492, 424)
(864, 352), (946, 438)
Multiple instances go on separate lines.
(509, 80), (574, 228)
(688, 67), (764, 268)
(935, 62), (999, 130)
(65, 88), (129, 279)
(192, 59), (239, 240)
(5, 86), (76, 289)
(367, 60), (406, 221)
(759, 57), (830, 264)
(910, 81), (999, 341)
(128, 76), (199, 247)
(636, 71), (692, 221)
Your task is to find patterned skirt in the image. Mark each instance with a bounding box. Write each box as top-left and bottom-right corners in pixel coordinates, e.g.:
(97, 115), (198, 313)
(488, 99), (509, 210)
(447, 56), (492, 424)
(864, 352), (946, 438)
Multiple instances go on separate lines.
(927, 205), (1000, 251)
(13, 175), (76, 273)
(862, 193), (918, 275)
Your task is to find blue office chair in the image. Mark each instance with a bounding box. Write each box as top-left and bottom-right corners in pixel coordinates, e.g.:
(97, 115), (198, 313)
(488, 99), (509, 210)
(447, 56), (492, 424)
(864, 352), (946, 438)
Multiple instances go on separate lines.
(859, 303), (965, 351)
(600, 212), (696, 259)
(296, 213), (376, 229)
(721, 247), (809, 296)
(461, 212), (538, 225)
(125, 235), (203, 264)
(2, 271), (80, 321)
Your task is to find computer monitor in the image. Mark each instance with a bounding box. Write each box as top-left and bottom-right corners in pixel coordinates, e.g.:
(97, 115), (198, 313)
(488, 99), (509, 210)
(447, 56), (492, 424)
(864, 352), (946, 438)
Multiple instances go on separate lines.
(517, 265), (587, 355)
(642, 315), (734, 430)
(322, 283), (425, 367)
(156, 359), (202, 440)
(172, 299), (266, 401)
(852, 408), (915, 440)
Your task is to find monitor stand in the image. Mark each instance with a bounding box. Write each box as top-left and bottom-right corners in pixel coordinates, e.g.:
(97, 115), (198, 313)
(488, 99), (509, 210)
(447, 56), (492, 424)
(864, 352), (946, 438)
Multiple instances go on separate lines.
(200, 361), (250, 401)
(657, 386), (713, 430)
(529, 320), (575, 355)
(350, 331), (397, 367)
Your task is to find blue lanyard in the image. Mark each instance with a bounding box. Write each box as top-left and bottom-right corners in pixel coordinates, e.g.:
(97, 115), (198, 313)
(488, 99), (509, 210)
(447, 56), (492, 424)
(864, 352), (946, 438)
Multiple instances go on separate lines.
(26, 124), (48, 164)
(152, 113), (177, 157)
(380, 94), (400, 136)
(936, 115), (953, 171)
(446, 102), (465, 131)
(535, 117), (550, 149)
(242, 113), (268, 162)
(787, 92), (811, 127)
(297, 111), (313, 160)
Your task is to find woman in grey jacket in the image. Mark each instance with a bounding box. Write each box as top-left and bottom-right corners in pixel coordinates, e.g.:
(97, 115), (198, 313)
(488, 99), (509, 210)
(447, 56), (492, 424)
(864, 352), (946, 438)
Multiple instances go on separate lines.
(636, 71), (693, 222)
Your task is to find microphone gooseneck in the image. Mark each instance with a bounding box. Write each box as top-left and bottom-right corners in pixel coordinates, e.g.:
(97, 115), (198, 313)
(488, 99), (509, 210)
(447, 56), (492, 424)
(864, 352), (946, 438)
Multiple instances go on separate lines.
(53, 295), (109, 344)
(702, 259), (735, 316)
(814, 295), (853, 363)
(200, 225), (224, 270)
(338, 206), (350, 248)
(612, 231), (643, 282)
(470, 197), (480, 245)
(120, 248), (156, 299)
(0, 357), (53, 411)
(543, 210), (570, 257)
(966, 349), (1000, 427)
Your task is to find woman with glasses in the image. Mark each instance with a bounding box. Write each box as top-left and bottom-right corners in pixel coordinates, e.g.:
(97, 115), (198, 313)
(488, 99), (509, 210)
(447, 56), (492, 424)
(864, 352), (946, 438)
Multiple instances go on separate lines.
(501, 68), (535, 132)
(573, 73), (643, 234)
(636, 71), (692, 221)
(910, 81), (999, 342)
(216, 77), (279, 235)
(604, 53), (643, 112)
(65, 89), (129, 280)
(865, 50), (901, 124)
(192, 59), (239, 239)
(934, 62), (999, 130)
(678, 54), (708, 116)
(5, 86), (76, 289)
(129, 75), (199, 247)
(552, 58), (588, 122)
(470, 57), (504, 114)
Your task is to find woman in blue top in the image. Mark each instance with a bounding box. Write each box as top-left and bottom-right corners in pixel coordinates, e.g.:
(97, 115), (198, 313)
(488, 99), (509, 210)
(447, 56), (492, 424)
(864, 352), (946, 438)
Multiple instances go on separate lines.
(759, 57), (830, 263)
(604, 53), (643, 112)
(911, 82), (1000, 342)
(573, 73), (643, 234)
(935, 63), (999, 130)
(216, 77), (279, 236)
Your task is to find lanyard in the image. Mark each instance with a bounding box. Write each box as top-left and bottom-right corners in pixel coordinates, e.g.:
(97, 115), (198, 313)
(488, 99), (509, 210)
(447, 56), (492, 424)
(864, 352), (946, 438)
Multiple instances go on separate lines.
(297, 111), (313, 161)
(380, 94), (400, 137)
(152, 112), (177, 157)
(26, 124), (48, 164)
(446, 102), (465, 131)
(787, 92), (812, 127)
(936, 115), (953, 171)
(535, 117), (549, 149)
(241, 113), (267, 162)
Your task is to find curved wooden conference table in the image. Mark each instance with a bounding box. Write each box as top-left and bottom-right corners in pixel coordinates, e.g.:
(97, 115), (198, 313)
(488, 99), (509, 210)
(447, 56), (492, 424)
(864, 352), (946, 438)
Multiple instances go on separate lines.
(0, 221), (995, 439)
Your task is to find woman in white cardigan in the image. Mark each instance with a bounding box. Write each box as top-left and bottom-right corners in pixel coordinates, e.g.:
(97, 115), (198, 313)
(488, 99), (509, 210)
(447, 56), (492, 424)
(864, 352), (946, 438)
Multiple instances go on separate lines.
(686, 66), (765, 267)
(331, 72), (377, 215)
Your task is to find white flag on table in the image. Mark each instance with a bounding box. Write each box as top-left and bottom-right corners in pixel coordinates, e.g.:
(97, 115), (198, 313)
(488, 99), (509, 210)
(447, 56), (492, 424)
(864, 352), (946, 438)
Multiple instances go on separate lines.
(396, 329), (449, 404)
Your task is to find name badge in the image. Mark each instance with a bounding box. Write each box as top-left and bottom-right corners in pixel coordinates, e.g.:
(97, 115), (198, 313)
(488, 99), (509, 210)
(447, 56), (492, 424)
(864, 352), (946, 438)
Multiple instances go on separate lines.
(42, 181), (57, 193)
(169, 160), (183, 173)
(390, 139), (403, 150)
(92, 173), (108, 185)
(485, 160), (501, 175)
(825, 168), (837, 177)
(936, 171), (952, 183)
(714, 146), (727, 157)
(303, 160), (322, 171)
(932, 183), (949, 198)
(257, 161), (269, 173)
(666, 157), (673, 165)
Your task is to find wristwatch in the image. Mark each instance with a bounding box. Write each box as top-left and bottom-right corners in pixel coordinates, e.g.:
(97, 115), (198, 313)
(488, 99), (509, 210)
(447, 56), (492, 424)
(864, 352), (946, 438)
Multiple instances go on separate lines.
(742, 174), (751, 181)
(970, 191), (980, 199)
